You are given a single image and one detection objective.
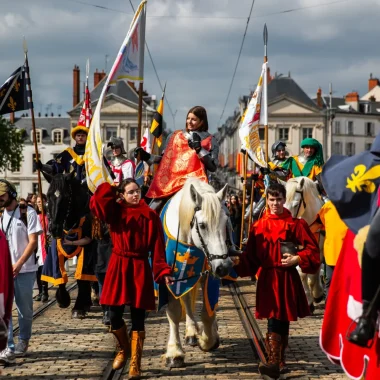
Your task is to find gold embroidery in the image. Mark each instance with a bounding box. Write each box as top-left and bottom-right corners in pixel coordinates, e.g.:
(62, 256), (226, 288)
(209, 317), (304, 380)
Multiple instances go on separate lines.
(7, 97), (16, 111)
(0, 88), (6, 97)
(14, 81), (20, 92)
(346, 164), (380, 193)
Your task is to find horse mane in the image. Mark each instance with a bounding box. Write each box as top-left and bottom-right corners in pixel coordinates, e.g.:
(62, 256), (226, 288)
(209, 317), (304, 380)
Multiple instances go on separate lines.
(286, 177), (320, 203)
(179, 178), (221, 239)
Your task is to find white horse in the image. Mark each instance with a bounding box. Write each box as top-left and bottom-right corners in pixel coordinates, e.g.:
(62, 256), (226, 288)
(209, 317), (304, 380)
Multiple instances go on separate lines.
(279, 177), (325, 312)
(162, 178), (232, 368)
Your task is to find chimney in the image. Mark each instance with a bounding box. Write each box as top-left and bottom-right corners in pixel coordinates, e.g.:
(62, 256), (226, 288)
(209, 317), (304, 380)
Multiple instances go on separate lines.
(345, 91), (360, 111)
(99, 69), (106, 83)
(316, 87), (323, 108)
(10, 112), (15, 124)
(73, 65), (80, 107)
(267, 66), (272, 84)
(127, 81), (137, 92)
(368, 73), (379, 92)
(94, 69), (101, 87)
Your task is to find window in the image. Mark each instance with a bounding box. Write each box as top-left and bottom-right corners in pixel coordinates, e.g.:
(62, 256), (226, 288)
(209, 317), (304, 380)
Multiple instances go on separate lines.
(333, 141), (342, 155)
(334, 121), (341, 135)
(259, 127), (265, 140)
(105, 126), (118, 141)
(35, 130), (41, 143)
(365, 143), (372, 151)
(13, 183), (20, 196)
(32, 153), (40, 173)
(279, 127), (289, 141)
(365, 122), (374, 137)
(347, 121), (354, 135)
(32, 183), (39, 194)
(346, 142), (355, 156)
(53, 131), (62, 143)
(302, 128), (313, 140)
(130, 127), (137, 141)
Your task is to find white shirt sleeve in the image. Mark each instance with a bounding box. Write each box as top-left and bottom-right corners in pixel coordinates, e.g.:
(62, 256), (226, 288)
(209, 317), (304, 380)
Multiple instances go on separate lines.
(27, 208), (43, 236)
(122, 161), (135, 180)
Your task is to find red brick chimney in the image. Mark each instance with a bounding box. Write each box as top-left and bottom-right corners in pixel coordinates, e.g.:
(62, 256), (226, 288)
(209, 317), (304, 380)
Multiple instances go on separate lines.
(316, 87), (323, 108)
(345, 91), (360, 111)
(267, 67), (272, 84)
(368, 73), (379, 92)
(94, 69), (101, 88)
(127, 81), (137, 92)
(73, 65), (80, 107)
(98, 69), (106, 83)
(10, 112), (15, 124)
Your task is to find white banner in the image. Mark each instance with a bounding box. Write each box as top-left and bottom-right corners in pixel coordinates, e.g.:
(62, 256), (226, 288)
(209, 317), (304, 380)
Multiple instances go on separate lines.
(238, 62), (268, 168)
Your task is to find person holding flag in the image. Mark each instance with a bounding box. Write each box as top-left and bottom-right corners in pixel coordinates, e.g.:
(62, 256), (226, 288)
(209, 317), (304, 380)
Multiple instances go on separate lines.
(134, 105), (219, 211)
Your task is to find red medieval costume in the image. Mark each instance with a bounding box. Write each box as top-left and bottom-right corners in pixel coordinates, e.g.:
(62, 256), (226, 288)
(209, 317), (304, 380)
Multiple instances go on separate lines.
(0, 230), (13, 351)
(235, 208), (320, 321)
(89, 182), (171, 310)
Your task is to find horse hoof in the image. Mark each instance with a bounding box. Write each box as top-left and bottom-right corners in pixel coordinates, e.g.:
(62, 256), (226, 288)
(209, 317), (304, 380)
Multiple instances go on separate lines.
(309, 303), (315, 314)
(56, 288), (71, 308)
(72, 310), (87, 319)
(199, 337), (220, 352)
(185, 336), (198, 346)
(165, 356), (185, 368)
(314, 295), (324, 304)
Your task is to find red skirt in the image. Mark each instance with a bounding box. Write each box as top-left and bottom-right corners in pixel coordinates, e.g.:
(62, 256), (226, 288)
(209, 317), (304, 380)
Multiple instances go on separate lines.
(100, 253), (156, 310)
(256, 267), (310, 321)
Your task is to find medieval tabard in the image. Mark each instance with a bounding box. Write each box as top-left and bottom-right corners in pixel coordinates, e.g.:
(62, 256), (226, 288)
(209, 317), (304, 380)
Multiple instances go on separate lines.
(146, 131), (212, 199)
(109, 156), (136, 185)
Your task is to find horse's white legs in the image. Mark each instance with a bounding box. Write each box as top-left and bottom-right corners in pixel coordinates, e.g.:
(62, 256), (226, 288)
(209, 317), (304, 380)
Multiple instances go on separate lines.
(198, 281), (220, 352)
(165, 295), (185, 368)
(298, 268), (314, 310)
(183, 291), (199, 346)
(308, 267), (324, 303)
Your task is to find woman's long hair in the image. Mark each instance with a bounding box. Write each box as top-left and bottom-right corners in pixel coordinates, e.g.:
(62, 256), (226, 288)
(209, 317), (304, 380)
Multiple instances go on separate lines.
(186, 106), (208, 132)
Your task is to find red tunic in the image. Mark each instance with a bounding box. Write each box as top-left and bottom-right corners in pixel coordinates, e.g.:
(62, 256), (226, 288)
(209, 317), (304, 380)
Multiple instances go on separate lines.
(235, 209), (320, 321)
(90, 183), (172, 310)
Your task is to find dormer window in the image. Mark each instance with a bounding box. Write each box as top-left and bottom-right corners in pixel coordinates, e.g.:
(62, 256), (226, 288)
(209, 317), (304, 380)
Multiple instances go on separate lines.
(53, 130), (62, 144)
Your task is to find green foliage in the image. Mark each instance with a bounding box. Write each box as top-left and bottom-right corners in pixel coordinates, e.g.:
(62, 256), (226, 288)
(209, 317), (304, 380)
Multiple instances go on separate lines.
(0, 116), (24, 171)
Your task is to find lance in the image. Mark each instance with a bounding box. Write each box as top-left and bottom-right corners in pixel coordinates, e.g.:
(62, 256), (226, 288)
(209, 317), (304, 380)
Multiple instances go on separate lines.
(239, 151), (248, 249)
(263, 24), (269, 164)
(23, 38), (48, 245)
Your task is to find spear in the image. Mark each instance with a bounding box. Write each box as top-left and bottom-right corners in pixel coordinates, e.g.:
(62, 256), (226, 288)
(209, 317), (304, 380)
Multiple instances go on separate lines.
(263, 24), (269, 164)
(23, 38), (48, 245)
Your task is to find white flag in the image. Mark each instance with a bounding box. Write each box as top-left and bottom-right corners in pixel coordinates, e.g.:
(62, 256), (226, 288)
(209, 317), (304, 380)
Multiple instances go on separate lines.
(85, 1), (147, 193)
(140, 127), (151, 153)
(239, 62), (268, 168)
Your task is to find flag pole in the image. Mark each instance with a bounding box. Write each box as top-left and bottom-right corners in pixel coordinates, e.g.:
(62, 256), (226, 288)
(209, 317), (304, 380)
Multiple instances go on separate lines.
(263, 24), (269, 164)
(248, 163), (256, 227)
(239, 152), (248, 249)
(23, 38), (48, 244)
(137, 82), (144, 148)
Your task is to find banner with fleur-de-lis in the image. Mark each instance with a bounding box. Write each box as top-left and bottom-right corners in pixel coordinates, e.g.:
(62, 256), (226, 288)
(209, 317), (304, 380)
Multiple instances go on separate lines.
(322, 133), (380, 233)
(0, 66), (28, 116)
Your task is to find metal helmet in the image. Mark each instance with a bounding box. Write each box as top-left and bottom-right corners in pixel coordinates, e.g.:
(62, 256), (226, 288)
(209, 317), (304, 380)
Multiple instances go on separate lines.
(271, 141), (287, 157)
(107, 137), (126, 154)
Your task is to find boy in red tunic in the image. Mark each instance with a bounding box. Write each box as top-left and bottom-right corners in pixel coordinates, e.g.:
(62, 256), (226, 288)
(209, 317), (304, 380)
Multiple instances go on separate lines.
(90, 179), (173, 379)
(234, 183), (320, 379)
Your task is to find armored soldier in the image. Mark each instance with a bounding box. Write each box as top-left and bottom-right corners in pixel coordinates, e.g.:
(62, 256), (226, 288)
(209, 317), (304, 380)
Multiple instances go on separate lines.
(268, 141), (289, 181)
(107, 137), (135, 185)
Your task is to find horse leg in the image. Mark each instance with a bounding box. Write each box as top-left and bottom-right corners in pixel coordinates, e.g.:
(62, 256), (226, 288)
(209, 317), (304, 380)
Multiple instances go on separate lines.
(56, 283), (71, 308)
(198, 282), (220, 352)
(298, 268), (315, 314)
(165, 295), (185, 368)
(308, 267), (324, 304)
(183, 290), (199, 346)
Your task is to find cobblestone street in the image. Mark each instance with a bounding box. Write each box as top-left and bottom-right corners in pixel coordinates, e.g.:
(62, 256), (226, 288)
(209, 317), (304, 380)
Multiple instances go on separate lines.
(1, 278), (347, 379)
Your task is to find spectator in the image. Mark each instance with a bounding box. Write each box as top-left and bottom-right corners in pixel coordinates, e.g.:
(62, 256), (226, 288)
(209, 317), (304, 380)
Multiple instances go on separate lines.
(35, 194), (49, 302)
(0, 180), (42, 364)
(26, 193), (37, 209)
(228, 194), (243, 246)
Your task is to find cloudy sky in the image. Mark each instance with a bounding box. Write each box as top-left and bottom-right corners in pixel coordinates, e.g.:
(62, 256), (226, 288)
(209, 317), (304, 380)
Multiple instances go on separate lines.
(1, 0), (379, 133)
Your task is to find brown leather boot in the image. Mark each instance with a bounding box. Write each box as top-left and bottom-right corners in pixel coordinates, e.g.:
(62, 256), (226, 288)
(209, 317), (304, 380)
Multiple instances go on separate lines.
(111, 324), (131, 370)
(258, 332), (281, 379)
(129, 331), (145, 379)
(280, 334), (289, 373)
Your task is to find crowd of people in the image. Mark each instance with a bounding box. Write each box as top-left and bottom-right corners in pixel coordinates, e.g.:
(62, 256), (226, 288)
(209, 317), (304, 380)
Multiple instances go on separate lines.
(1, 102), (375, 379)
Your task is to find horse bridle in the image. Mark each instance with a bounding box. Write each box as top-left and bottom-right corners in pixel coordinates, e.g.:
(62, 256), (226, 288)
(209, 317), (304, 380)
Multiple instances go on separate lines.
(295, 189), (307, 218)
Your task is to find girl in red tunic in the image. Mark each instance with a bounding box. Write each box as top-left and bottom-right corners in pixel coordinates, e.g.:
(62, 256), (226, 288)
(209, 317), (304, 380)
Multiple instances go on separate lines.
(234, 183), (320, 379)
(90, 179), (173, 379)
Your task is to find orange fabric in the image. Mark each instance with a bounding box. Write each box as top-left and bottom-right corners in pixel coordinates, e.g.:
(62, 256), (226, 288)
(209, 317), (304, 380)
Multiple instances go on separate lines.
(146, 131), (212, 199)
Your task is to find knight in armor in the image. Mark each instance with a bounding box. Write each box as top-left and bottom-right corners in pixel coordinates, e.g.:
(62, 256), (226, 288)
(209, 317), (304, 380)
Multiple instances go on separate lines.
(134, 106), (219, 210)
(281, 137), (324, 181)
(36, 125), (88, 187)
(268, 141), (289, 181)
(107, 137), (135, 185)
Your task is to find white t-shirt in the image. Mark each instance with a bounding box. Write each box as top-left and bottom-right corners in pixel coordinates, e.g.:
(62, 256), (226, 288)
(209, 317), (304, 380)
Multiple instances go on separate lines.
(1, 206), (42, 273)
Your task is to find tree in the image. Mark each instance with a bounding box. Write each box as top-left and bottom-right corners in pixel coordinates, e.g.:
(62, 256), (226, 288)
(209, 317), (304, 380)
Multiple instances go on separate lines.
(0, 116), (24, 172)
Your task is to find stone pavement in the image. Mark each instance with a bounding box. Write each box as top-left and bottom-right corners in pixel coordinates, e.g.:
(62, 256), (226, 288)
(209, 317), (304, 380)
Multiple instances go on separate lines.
(2, 277), (348, 379)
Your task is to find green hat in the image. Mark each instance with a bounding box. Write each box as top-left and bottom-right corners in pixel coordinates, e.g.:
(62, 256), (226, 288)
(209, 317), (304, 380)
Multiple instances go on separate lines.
(300, 138), (324, 167)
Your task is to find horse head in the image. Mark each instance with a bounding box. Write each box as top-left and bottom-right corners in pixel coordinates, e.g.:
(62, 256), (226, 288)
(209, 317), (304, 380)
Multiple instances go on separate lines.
(179, 179), (232, 278)
(47, 171), (77, 238)
(283, 177), (322, 224)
